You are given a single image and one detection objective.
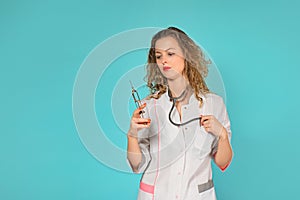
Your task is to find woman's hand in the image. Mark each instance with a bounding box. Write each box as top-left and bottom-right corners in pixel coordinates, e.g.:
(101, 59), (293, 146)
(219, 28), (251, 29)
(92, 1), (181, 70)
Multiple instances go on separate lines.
(128, 103), (151, 138)
(200, 115), (226, 138)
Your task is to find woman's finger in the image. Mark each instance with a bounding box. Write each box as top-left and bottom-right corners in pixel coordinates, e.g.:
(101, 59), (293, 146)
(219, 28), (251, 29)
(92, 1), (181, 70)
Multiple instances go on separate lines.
(133, 103), (147, 117)
(200, 118), (210, 126)
(202, 120), (210, 126)
(139, 122), (151, 127)
(132, 121), (151, 130)
(200, 115), (211, 124)
(133, 117), (151, 124)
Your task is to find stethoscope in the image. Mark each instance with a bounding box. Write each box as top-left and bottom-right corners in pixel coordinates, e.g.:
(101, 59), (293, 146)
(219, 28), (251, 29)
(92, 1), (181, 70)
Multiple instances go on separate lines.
(168, 88), (202, 127)
(130, 81), (202, 127)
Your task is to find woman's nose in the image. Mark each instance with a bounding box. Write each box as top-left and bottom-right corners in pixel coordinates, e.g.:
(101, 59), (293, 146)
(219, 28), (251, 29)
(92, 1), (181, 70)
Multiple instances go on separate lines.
(161, 55), (168, 65)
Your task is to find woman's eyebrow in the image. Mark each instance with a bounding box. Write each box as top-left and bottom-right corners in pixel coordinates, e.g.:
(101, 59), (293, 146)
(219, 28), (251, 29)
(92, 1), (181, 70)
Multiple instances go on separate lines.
(155, 48), (176, 53)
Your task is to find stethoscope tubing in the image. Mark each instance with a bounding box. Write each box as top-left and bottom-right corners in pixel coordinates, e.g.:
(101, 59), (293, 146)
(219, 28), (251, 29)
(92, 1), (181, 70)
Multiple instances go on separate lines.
(168, 89), (202, 127)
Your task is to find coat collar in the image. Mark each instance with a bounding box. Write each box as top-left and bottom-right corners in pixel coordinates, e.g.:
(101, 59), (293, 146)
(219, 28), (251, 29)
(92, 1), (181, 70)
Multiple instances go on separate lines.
(161, 89), (207, 105)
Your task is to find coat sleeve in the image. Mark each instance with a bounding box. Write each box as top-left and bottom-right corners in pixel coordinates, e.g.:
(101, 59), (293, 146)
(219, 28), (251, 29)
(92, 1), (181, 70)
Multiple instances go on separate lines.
(211, 96), (232, 157)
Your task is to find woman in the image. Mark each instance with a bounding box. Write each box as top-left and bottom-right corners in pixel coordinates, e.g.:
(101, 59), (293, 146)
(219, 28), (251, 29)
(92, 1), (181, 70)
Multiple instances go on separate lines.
(127, 27), (233, 200)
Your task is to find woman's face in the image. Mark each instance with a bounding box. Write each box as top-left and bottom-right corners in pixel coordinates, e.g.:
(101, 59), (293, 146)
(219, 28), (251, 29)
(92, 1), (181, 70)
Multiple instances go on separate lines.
(154, 36), (185, 80)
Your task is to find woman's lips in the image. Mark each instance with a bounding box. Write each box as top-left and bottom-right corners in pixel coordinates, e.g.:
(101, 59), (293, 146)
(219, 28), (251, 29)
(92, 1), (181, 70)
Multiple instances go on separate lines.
(163, 66), (171, 71)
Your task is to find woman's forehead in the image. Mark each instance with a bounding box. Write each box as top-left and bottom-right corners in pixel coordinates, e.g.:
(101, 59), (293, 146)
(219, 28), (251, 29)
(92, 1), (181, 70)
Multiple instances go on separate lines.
(155, 37), (181, 53)
(155, 47), (176, 53)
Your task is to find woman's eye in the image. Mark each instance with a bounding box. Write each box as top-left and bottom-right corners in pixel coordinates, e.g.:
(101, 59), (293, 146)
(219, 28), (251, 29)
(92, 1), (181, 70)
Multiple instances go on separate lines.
(168, 53), (174, 56)
(155, 55), (161, 59)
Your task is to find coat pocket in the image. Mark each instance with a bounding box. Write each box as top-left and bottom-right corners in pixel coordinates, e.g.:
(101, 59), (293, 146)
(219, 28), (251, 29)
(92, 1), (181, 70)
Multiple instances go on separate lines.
(198, 179), (214, 193)
(137, 189), (154, 200)
(192, 127), (213, 159)
(137, 181), (154, 200)
(198, 180), (217, 199)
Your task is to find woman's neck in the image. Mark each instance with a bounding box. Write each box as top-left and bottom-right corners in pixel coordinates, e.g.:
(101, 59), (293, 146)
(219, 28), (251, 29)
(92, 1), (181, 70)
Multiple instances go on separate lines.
(168, 77), (192, 104)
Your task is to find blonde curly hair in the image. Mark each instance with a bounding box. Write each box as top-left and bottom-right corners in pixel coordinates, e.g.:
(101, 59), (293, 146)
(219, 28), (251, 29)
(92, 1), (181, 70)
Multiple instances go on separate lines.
(145, 27), (210, 107)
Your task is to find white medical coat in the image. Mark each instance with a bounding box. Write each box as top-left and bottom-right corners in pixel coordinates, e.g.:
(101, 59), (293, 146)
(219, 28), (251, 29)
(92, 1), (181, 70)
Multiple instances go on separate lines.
(127, 92), (232, 200)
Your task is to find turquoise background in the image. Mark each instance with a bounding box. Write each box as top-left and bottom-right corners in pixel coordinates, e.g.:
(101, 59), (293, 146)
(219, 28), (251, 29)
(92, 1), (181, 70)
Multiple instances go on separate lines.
(1, 0), (299, 199)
